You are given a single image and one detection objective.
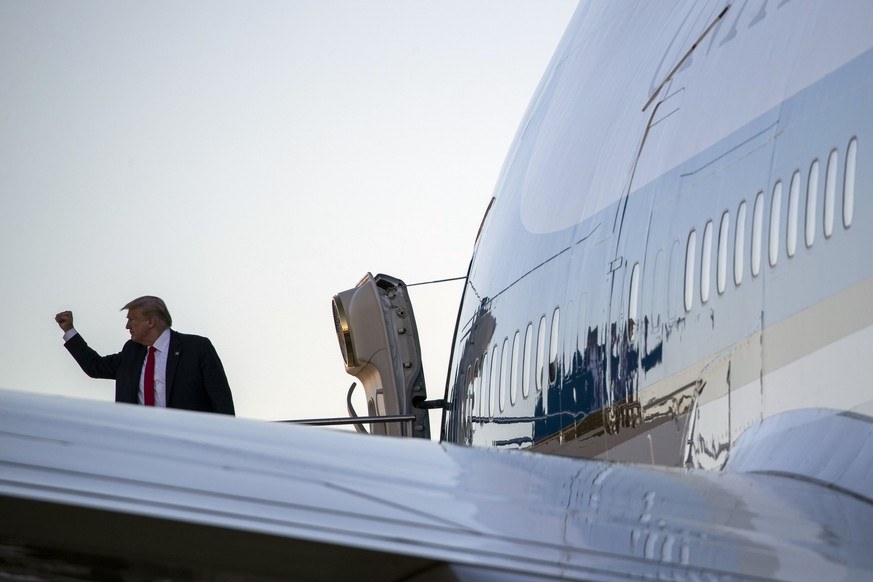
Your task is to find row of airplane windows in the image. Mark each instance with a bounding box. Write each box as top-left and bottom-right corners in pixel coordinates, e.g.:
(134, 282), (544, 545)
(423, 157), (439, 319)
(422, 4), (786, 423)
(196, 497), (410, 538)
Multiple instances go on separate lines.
(684, 137), (858, 312)
(469, 137), (859, 421)
(468, 308), (561, 420)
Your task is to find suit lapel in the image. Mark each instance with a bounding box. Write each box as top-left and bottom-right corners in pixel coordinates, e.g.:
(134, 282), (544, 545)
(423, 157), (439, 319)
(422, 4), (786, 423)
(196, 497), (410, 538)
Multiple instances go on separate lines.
(166, 331), (182, 404)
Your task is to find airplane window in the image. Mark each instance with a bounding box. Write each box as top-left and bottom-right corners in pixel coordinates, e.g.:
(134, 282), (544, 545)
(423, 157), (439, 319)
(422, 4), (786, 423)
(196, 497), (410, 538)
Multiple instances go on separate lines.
(465, 365), (473, 425)
(735, 201), (746, 286)
(717, 211), (729, 294)
(701, 220), (713, 303)
(787, 171), (800, 258)
(536, 316), (546, 392)
(563, 301), (575, 378)
(628, 262), (640, 341)
(576, 296), (588, 357)
(476, 352), (488, 421)
(523, 323), (533, 399)
(549, 308), (560, 385)
(684, 229), (697, 312)
(668, 240), (682, 320)
(650, 251), (663, 328)
(510, 331), (520, 406)
(844, 137), (857, 228)
(499, 337), (510, 413)
(824, 149), (838, 238)
(477, 352), (488, 422)
(751, 191), (764, 276)
(806, 160), (819, 248)
(769, 180), (782, 267)
(489, 344), (499, 418)
(472, 359), (480, 422)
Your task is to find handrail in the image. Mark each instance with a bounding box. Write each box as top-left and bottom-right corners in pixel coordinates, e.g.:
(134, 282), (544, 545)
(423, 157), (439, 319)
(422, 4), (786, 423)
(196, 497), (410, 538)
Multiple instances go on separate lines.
(279, 414), (416, 427)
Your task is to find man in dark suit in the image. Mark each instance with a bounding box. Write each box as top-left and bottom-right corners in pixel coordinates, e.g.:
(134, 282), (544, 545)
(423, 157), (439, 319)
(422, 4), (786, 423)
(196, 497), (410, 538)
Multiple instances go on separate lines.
(55, 296), (235, 415)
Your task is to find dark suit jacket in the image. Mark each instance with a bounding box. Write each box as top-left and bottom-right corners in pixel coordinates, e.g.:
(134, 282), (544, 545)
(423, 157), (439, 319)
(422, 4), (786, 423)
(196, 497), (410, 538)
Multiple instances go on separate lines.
(65, 330), (235, 415)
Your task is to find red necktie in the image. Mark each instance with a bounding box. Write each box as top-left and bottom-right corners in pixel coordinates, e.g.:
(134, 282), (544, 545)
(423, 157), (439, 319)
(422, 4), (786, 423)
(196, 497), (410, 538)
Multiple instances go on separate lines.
(144, 346), (156, 406)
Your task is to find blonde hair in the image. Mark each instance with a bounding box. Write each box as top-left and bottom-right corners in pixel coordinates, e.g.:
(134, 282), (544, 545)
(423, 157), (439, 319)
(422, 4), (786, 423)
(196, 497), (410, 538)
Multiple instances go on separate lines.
(122, 296), (172, 327)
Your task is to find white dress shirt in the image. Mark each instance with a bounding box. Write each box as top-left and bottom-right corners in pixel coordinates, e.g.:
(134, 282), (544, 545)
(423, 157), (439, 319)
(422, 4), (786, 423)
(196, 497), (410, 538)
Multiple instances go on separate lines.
(141, 328), (171, 407)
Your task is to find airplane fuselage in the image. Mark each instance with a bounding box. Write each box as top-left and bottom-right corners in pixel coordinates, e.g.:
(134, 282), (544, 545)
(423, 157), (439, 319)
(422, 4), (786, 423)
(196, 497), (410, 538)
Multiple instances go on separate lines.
(442, 0), (873, 478)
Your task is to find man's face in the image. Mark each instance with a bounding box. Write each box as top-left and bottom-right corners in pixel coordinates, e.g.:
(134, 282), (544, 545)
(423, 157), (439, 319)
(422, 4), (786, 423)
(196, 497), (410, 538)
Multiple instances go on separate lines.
(126, 308), (154, 346)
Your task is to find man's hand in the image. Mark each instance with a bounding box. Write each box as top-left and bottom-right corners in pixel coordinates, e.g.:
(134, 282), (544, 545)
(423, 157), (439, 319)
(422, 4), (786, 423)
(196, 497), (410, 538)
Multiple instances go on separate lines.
(55, 311), (74, 332)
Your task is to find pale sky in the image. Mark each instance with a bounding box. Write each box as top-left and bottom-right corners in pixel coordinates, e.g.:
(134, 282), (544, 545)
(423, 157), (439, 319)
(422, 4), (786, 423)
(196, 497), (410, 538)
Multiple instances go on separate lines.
(0, 0), (577, 432)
